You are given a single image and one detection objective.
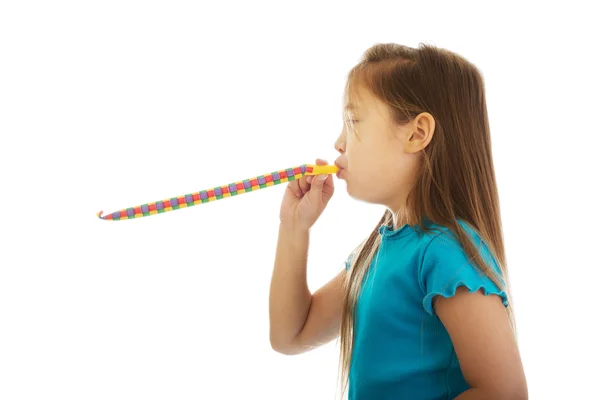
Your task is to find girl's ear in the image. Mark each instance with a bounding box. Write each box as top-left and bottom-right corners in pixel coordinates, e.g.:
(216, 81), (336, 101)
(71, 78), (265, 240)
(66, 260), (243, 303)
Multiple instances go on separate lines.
(405, 112), (435, 153)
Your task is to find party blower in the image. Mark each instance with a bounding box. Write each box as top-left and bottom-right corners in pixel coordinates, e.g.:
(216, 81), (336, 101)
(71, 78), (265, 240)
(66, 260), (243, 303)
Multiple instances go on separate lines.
(97, 164), (339, 221)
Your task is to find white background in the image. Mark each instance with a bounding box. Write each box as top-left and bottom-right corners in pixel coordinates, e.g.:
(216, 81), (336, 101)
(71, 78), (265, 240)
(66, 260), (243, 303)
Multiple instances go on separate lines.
(1, 1), (599, 399)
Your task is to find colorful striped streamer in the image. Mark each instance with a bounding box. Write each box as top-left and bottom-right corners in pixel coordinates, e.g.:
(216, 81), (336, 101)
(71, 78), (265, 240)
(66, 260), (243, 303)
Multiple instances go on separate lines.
(97, 163), (338, 221)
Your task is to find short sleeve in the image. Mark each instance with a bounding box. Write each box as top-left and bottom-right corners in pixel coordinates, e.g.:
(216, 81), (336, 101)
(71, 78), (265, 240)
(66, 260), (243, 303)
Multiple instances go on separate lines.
(343, 244), (361, 271)
(419, 228), (508, 316)
(344, 252), (354, 271)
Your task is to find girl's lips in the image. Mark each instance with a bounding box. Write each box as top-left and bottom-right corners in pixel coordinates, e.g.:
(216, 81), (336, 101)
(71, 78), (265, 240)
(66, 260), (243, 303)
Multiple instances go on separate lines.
(334, 161), (345, 179)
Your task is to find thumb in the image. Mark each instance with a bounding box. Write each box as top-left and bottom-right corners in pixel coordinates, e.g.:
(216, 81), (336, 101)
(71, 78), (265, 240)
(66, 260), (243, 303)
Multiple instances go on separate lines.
(308, 173), (328, 195)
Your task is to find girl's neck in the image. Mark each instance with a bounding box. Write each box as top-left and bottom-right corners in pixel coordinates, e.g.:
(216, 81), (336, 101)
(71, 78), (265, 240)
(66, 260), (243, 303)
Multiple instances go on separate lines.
(390, 208), (418, 229)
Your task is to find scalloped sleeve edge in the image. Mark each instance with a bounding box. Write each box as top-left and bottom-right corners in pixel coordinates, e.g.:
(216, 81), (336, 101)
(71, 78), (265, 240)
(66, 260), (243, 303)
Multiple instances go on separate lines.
(422, 281), (509, 316)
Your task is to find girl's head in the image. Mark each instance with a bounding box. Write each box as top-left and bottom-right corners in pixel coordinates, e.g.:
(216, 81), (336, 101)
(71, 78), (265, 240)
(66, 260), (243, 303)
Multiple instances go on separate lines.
(334, 43), (497, 227)
(336, 42), (511, 394)
(334, 82), (436, 216)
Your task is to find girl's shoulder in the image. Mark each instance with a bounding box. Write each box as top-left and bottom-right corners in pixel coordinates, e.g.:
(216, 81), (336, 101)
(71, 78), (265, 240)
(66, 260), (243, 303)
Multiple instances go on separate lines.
(419, 219), (486, 249)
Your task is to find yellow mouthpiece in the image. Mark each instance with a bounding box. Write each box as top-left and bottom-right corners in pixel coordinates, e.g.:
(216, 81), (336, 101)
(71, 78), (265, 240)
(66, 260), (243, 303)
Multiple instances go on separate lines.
(305, 164), (339, 175)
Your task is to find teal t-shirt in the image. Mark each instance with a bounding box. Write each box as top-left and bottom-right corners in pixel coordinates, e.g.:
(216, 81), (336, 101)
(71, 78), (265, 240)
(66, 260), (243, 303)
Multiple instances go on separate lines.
(345, 219), (508, 400)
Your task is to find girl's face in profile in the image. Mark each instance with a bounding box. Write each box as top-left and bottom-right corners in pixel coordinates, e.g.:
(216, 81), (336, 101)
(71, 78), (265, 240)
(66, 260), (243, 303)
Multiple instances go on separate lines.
(334, 85), (422, 211)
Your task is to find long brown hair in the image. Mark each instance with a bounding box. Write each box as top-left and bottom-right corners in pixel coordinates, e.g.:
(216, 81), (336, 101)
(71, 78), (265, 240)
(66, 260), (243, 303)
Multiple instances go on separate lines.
(338, 43), (513, 395)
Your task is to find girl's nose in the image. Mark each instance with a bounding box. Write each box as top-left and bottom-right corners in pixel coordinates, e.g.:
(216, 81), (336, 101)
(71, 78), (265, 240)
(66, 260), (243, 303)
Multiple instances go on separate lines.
(334, 133), (346, 154)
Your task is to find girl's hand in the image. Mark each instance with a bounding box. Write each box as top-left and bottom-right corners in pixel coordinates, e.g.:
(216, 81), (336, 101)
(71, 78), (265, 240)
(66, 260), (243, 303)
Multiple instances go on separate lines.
(279, 158), (335, 231)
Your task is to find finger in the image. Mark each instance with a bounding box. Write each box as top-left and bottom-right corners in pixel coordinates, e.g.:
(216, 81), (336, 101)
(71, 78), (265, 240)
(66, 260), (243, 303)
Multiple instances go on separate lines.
(307, 170), (328, 205)
(322, 173), (335, 198)
(308, 158), (328, 186)
(313, 158), (333, 188)
(288, 180), (302, 198)
(299, 176), (310, 195)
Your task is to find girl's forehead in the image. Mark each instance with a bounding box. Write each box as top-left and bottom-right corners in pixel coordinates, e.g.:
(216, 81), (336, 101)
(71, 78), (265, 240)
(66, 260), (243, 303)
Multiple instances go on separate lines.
(345, 92), (383, 118)
(344, 94), (367, 113)
(345, 83), (378, 111)
(344, 102), (360, 112)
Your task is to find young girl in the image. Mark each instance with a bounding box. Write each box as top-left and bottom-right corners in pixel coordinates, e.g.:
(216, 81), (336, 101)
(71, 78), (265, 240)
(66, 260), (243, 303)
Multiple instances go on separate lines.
(269, 43), (527, 400)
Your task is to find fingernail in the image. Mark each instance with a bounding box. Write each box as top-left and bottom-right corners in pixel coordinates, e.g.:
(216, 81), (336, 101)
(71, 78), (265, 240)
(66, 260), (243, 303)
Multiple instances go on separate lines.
(318, 174), (328, 181)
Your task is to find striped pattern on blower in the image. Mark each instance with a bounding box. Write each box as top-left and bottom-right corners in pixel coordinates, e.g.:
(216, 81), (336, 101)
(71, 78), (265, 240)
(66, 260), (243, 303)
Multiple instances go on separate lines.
(97, 164), (337, 221)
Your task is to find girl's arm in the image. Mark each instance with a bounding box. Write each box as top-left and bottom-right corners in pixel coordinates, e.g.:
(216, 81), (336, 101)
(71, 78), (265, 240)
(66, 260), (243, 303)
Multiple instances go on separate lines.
(435, 287), (528, 400)
(268, 223), (345, 355)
